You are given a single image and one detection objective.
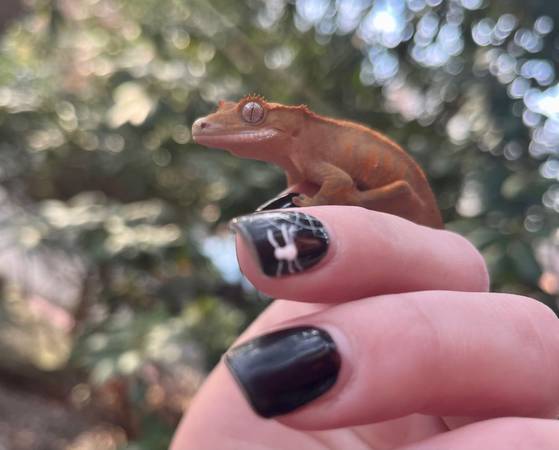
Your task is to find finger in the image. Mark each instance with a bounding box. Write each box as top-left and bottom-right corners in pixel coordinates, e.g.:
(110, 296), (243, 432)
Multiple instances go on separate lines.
(223, 291), (559, 428)
(171, 300), (446, 450)
(400, 417), (559, 450)
(231, 206), (488, 302)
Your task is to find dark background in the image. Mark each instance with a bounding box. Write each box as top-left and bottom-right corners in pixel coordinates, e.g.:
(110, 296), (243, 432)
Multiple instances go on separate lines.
(0, 0), (558, 448)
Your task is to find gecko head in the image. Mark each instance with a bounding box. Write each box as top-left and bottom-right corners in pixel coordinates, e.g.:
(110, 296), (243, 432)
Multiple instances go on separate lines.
(191, 95), (307, 162)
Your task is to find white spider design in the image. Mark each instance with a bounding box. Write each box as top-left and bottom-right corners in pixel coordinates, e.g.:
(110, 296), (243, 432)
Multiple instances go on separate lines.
(266, 224), (303, 276)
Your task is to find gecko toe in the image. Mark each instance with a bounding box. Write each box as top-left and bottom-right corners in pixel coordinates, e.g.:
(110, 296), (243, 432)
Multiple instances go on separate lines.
(293, 194), (312, 207)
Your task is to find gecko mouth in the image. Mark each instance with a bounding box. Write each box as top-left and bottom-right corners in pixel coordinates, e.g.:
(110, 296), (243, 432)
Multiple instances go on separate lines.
(193, 128), (281, 146)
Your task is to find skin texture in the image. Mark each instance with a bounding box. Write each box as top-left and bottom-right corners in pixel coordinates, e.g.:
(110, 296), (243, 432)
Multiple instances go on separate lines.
(191, 96), (443, 228)
(170, 206), (559, 450)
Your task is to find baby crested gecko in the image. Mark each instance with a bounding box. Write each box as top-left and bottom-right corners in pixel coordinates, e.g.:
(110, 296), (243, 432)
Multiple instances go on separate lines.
(191, 95), (443, 228)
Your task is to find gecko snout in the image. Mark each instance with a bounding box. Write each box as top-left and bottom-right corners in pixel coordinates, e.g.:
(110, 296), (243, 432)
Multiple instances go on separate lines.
(192, 118), (211, 136)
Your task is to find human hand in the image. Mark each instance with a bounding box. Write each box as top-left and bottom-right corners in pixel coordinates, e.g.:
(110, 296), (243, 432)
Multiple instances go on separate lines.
(171, 204), (559, 449)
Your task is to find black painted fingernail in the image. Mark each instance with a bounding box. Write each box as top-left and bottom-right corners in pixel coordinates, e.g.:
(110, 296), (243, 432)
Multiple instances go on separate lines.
(225, 326), (341, 418)
(256, 192), (299, 211)
(230, 211), (329, 277)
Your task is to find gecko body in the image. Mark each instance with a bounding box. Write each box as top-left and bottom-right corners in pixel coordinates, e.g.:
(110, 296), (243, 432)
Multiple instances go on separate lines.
(192, 95), (443, 228)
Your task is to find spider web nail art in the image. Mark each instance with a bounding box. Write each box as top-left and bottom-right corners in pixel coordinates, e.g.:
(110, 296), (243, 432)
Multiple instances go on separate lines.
(232, 212), (329, 277)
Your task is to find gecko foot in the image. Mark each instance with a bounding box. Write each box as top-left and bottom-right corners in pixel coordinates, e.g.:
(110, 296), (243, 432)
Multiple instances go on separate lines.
(292, 194), (314, 207)
(293, 194), (331, 207)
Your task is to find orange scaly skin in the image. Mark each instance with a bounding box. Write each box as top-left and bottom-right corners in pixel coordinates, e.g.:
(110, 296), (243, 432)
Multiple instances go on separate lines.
(192, 96), (443, 228)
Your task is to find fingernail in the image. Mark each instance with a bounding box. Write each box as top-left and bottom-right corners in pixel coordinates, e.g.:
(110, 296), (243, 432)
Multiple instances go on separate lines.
(256, 192), (299, 211)
(225, 326), (341, 418)
(230, 211), (329, 277)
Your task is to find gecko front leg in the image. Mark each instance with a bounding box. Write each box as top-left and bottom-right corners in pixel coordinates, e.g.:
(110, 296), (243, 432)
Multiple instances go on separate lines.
(293, 162), (357, 207)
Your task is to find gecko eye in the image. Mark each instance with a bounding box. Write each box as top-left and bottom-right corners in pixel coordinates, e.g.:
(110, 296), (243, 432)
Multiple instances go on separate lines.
(241, 101), (265, 123)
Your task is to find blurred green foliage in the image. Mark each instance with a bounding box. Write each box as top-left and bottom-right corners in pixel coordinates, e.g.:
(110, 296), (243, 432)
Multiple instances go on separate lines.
(1, 0), (559, 448)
